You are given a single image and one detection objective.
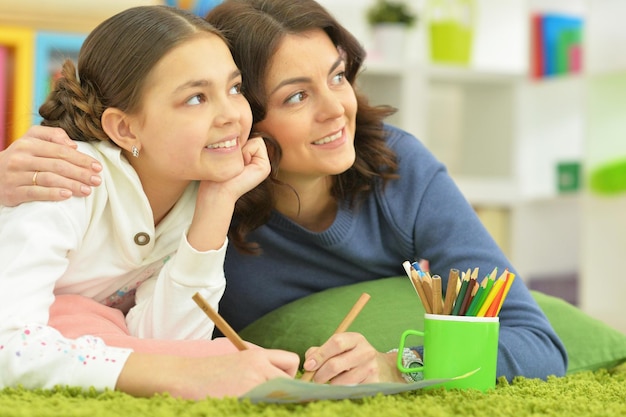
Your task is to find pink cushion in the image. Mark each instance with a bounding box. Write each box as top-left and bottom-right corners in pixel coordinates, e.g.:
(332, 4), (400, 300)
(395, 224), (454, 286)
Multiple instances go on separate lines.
(49, 294), (239, 357)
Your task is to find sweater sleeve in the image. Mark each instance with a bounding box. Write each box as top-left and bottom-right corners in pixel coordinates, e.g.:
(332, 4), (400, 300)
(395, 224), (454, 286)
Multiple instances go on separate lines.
(0, 202), (132, 391)
(382, 126), (568, 380)
(125, 232), (227, 340)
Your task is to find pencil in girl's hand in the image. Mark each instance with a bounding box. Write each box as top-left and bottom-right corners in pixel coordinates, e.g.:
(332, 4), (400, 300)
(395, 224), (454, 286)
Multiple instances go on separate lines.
(192, 292), (248, 351)
(300, 292), (371, 382)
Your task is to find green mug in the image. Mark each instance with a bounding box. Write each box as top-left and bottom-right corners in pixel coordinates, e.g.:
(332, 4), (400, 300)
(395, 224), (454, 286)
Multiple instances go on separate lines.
(398, 314), (499, 391)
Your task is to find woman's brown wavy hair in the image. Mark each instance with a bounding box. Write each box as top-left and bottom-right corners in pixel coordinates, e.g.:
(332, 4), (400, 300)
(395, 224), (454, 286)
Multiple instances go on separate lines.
(207, 0), (399, 253)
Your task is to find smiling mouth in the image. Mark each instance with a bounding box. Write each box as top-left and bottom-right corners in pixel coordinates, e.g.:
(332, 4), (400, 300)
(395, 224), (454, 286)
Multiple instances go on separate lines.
(206, 139), (237, 149)
(313, 130), (342, 145)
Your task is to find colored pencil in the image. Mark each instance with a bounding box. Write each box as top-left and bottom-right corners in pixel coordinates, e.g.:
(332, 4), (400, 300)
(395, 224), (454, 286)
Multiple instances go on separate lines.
(420, 270), (434, 311)
(465, 278), (488, 316)
(411, 269), (433, 314)
(458, 277), (477, 316)
(431, 274), (443, 314)
(403, 261), (432, 314)
(451, 270), (471, 316)
(442, 268), (460, 315)
(476, 272), (506, 317)
(495, 272), (516, 316)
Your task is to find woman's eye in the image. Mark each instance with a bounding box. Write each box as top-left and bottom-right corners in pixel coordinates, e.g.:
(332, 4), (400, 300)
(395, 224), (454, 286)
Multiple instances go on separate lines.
(229, 83), (242, 95)
(332, 71), (346, 85)
(285, 91), (306, 104)
(186, 94), (205, 105)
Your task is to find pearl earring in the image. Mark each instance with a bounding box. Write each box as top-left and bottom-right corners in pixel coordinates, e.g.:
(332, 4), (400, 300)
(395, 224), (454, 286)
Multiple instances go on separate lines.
(131, 145), (139, 158)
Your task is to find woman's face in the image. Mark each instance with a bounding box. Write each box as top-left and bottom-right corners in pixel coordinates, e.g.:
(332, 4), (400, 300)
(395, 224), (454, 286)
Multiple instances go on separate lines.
(127, 33), (252, 186)
(254, 29), (358, 185)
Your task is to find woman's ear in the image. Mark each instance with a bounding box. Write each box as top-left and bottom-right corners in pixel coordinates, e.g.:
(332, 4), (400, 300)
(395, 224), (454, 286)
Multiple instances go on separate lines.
(101, 108), (139, 154)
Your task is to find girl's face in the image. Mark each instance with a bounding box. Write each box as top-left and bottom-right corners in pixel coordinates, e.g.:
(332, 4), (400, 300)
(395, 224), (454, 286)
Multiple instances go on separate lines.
(128, 33), (252, 187)
(254, 29), (357, 186)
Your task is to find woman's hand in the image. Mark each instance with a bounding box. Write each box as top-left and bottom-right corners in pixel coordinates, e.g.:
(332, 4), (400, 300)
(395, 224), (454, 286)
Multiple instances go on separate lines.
(302, 332), (405, 384)
(0, 126), (102, 207)
(117, 347), (300, 399)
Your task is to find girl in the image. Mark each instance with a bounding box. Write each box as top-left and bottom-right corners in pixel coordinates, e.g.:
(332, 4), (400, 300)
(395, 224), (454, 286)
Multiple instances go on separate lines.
(0, 5), (298, 399)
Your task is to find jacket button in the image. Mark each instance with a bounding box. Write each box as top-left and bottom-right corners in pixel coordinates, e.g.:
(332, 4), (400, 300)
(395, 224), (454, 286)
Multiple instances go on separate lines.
(134, 232), (150, 246)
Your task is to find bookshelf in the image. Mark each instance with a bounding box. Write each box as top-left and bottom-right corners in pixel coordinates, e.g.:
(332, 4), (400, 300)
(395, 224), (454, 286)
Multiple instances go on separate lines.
(323, 0), (626, 333)
(351, 0), (588, 283)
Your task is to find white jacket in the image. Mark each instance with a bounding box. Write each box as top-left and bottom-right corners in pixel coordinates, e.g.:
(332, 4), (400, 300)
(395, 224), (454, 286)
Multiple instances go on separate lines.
(0, 140), (226, 391)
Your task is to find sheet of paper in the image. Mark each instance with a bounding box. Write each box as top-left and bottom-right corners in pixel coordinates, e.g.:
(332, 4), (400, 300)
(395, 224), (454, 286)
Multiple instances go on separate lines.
(240, 373), (470, 404)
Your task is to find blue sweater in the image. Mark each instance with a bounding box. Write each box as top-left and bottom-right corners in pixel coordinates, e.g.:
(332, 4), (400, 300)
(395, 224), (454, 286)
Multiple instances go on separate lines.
(221, 125), (568, 380)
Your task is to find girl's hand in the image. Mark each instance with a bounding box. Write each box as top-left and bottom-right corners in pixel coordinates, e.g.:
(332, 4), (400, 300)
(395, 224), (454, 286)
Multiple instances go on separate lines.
(188, 136), (270, 252)
(302, 332), (405, 384)
(0, 126), (102, 206)
(117, 347), (300, 399)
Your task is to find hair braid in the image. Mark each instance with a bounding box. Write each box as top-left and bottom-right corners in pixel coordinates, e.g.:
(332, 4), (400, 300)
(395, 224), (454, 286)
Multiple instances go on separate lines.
(39, 59), (108, 142)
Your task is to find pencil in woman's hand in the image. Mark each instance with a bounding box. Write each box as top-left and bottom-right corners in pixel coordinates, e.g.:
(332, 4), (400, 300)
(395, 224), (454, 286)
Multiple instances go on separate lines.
(300, 292), (371, 382)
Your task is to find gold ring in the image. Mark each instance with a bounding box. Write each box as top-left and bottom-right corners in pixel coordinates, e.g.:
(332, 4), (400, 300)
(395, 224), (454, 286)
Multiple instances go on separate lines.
(32, 171), (39, 186)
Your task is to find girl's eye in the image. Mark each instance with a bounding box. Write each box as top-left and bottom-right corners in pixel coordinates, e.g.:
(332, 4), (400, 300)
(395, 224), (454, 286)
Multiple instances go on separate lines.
(229, 83), (242, 95)
(186, 94), (205, 105)
(285, 91), (306, 104)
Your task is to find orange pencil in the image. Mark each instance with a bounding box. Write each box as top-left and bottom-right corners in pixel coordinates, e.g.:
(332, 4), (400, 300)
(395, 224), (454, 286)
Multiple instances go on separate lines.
(488, 272), (516, 317)
(495, 272), (515, 316)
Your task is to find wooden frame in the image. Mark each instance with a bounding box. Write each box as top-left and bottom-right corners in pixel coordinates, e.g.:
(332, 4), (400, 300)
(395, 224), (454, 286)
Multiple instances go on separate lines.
(0, 25), (35, 146)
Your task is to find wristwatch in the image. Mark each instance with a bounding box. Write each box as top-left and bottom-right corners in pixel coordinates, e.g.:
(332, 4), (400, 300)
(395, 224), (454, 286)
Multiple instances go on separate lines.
(389, 347), (424, 383)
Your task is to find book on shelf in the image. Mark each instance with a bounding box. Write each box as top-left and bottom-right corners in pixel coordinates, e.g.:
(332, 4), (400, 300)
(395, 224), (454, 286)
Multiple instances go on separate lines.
(530, 12), (583, 79)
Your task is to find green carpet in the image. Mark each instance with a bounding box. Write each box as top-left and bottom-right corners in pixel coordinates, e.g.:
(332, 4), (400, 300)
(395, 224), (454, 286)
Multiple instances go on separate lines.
(2, 363), (625, 417)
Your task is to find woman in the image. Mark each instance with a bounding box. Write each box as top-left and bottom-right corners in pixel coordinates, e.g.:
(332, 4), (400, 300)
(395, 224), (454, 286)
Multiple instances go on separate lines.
(0, 0), (567, 385)
(0, 5), (298, 399)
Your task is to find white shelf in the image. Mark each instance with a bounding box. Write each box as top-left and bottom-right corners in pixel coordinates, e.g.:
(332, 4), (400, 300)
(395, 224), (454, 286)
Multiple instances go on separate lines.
(454, 177), (519, 206)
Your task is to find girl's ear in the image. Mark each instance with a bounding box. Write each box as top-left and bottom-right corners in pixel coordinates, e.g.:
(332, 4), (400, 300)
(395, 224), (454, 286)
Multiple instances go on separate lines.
(101, 107), (139, 154)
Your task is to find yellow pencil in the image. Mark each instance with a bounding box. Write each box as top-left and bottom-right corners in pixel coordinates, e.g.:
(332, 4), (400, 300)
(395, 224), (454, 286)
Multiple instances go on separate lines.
(495, 272), (516, 316)
(476, 274), (506, 317)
